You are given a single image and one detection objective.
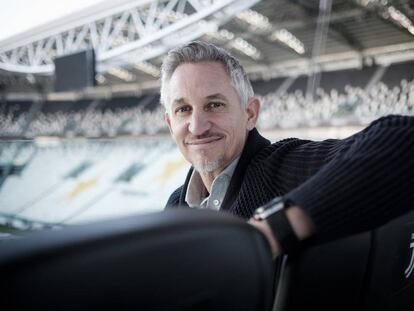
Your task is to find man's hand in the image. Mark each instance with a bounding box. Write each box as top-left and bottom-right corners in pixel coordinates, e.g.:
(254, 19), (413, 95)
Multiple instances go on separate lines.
(249, 218), (281, 259)
(249, 206), (315, 259)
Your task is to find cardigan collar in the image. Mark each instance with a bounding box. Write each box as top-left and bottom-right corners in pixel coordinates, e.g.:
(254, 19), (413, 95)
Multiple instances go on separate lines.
(178, 128), (270, 209)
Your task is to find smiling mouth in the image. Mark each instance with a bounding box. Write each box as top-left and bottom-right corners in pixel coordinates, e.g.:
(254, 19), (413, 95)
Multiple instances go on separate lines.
(186, 136), (223, 146)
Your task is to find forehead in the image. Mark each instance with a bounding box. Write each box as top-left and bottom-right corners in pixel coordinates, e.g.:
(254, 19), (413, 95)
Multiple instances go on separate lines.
(168, 61), (236, 101)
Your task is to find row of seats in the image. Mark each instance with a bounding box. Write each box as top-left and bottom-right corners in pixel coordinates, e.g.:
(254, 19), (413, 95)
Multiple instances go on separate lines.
(0, 139), (186, 227)
(0, 105), (166, 138)
(258, 79), (414, 128)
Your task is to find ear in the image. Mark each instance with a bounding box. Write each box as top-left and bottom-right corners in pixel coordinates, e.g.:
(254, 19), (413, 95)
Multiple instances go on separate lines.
(164, 111), (173, 135)
(245, 97), (260, 131)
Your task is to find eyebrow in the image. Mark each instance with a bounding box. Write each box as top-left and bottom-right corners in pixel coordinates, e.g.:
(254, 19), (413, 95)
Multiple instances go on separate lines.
(171, 93), (228, 106)
(205, 93), (228, 101)
(171, 98), (187, 108)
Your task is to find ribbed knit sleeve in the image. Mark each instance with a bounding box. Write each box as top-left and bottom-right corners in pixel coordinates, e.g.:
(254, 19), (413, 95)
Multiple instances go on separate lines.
(283, 115), (414, 243)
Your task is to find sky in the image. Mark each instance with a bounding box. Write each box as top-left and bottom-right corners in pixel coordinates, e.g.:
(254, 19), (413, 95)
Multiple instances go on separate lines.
(0, 0), (106, 42)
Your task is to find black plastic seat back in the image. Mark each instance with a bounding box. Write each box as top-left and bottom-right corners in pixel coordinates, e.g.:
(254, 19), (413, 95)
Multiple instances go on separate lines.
(0, 209), (274, 311)
(280, 232), (371, 310)
(363, 209), (414, 310)
(276, 210), (414, 310)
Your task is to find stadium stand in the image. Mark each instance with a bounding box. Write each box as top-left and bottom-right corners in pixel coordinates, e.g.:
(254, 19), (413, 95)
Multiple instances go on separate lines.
(2, 61), (413, 139)
(0, 95), (166, 138)
(0, 138), (188, 227)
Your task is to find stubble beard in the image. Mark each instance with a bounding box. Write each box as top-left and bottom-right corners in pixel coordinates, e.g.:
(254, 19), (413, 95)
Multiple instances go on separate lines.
(192, 154), (225, 174)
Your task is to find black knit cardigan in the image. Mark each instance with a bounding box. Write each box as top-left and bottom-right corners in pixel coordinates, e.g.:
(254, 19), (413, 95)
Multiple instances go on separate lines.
(165, 115), (414, 244)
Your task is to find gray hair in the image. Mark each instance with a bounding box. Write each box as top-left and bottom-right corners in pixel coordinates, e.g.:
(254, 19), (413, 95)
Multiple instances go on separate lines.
(160, 41), (254, 109)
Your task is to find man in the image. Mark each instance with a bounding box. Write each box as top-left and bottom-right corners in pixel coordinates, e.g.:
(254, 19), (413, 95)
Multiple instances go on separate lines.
(162, 41), (414, 258)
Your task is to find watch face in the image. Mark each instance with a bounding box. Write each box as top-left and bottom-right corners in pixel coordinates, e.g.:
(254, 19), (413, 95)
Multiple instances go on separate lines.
(254, 198), (285, 220)
(254, 207), (265, 215)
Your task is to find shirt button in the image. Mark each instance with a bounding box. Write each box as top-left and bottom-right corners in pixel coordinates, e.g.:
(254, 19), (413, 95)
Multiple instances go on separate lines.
(213, 199), (220, 206)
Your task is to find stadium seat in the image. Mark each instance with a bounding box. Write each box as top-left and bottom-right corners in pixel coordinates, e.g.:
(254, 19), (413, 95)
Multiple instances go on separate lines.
(276, 209), (414, 311)
(363, 209), (414, 310)
(0, 209), (275, 311)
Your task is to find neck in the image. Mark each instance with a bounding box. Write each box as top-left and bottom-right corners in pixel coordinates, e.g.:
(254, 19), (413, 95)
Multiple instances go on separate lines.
(196, 152), (242, 193)
(199, 171), (219, 193)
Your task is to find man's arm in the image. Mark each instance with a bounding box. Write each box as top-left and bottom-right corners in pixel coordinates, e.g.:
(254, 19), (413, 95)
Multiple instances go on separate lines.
(251, 115), (414, 257)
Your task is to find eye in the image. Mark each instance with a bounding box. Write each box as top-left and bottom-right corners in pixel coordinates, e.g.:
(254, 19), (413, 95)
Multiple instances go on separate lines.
(206, 101), (225, 111)
(175, 105), (192, 115)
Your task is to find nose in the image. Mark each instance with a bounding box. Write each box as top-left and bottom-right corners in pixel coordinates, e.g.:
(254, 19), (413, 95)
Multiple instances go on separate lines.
(188, 109), (211, 135)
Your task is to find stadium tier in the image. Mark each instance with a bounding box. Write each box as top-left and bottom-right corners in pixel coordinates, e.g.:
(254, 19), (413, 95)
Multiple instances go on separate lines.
(2, 60), (413, 139)
(0, 138), (188, 228)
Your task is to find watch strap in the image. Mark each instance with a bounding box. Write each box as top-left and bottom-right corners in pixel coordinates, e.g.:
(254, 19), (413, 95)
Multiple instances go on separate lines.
(266, 208), (301, 255)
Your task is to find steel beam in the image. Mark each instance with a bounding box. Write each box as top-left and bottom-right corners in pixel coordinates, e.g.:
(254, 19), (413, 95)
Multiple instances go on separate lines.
(0, 0), (259, 74)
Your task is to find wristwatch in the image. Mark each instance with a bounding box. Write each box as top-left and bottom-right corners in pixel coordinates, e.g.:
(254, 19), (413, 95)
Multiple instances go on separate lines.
(253, 197), (301, 255)
(253, 197), (285, 220)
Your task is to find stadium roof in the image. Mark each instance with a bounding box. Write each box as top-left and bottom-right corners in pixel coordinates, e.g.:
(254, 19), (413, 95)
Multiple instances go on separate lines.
(1, 0), (414, 100)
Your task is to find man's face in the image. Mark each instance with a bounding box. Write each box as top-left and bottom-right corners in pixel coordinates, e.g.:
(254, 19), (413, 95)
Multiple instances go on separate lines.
(164, 61), (259, 176)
